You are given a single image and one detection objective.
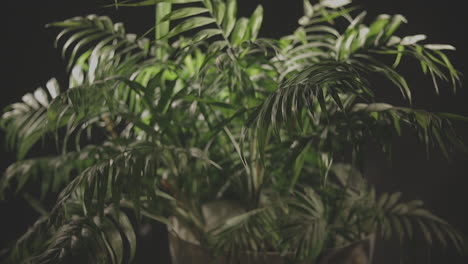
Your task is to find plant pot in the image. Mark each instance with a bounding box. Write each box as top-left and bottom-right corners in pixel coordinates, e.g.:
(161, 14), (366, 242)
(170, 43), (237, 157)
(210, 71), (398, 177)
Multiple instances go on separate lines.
(168, 231), (301, 264)
(169, 231), (375, 264)
(168, 201), (375, 263)
(318, 235), (375, 264)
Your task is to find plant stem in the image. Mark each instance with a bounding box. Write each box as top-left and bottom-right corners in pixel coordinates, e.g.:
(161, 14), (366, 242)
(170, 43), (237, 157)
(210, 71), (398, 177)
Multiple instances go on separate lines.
(155, 3), (172, 60)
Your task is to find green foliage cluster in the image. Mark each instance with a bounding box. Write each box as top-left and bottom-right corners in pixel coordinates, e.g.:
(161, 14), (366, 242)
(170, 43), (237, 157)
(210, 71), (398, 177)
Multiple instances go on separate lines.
(1, 0), (466, 263)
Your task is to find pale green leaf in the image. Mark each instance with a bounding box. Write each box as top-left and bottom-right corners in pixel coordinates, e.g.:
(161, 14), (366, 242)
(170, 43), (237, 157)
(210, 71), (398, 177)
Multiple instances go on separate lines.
(320, 0), (351, 8)
(303, 0), (314, 17)
(401, 34), (427, 46)
(424, 44), (456, 51)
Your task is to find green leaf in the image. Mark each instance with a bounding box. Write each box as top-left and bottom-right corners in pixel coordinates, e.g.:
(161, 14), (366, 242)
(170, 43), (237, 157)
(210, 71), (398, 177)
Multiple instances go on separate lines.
(156, 2), (172, 42)
(160, 7), (209, 22)
(61, 28), (101, 58)
(381, 14), (407, 44)
(417, 219), (433, 245)
(113, 0), (202, 7)
(183, 95), (236, 110)
(214, 0), (226, 25)
(202, 0), (213, 12)
(329, 90), (343, 110)
(339, 28), (358, 60)
(106, 207), (136, 262)
(68, 33), (108, 71)
(223, 0), (237, 37)
(201, 109), (246, 144)
(46, 78), (61, 99)
(365, 14), (390, 46)
(390, 216), (404, 241)
(351, 25), (370, 53)
(303, 0), (314, 17)
(429, 221), (449, 248)
(290, 142), (311, 191)
(401, 217), (414, 240)
(393, 45), (404, 68)
(316, 88), (328, 118)
(377, 193), (389, 208)
(437, 112), (468, 122)
(384, 192), (402, 210)
(248, 5), (263, 41)
(192, 28), (223, 42)
(163, 16), (216, 39)
(294, 27), (307, 44)
(94, 216), (124, 264)
(230, 18), (249, 45)
(365, 103), (394, 112)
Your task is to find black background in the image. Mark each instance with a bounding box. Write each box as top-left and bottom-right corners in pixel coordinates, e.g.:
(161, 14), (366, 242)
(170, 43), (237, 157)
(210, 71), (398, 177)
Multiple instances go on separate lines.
(1, 0), (467, 263)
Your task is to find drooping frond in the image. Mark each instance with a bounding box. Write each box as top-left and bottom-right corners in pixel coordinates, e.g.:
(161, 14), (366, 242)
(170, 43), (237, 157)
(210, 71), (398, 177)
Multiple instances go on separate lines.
(1, 79), (61, 159)
(279, 1), (460, 102)
(375, 192), (465, 251)
(280, 187), (328, 261)
(51, 139), (220, 219)
(31, 205), (136, 264)
(0, 144), (110, 199)
(49, 15), (154, 86)
(350, 103), (467, 157)
(328, 165), (465, 252)
(210, 206), (280, 257)
(1, 204), (136, 264)
(248, 61), (372, 132)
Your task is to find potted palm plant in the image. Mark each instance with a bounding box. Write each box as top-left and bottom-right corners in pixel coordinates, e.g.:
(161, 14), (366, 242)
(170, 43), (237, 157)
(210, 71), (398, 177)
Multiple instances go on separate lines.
(1, 0), (466, 263)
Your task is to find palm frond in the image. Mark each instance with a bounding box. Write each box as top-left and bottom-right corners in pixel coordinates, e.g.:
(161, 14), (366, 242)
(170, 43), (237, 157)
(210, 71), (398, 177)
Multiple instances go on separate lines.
(31, 205), (135, 264)
(49, 15), (153, 83)
(351, 103), (467, 157)
(114, 0), (263, 49)
(51, 140), (220, 219)
(0, 144), (113, 199)
(1, 79), (61, 159)
(249, 61), (370, 131)
(1, 204), (136, 264)
(210, 206), (280, 257)
(328, 166), (465, 252)
(1, 1), (466, 262)
(376, 192), (465, 252)
(280, 187), (327, 261)
(283, 2), (460, 102)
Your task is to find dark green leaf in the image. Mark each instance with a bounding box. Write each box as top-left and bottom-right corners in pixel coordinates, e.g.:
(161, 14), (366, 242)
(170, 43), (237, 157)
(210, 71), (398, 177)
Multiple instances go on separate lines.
(160, 7), (209, 22)
(163, 16), (216, 39)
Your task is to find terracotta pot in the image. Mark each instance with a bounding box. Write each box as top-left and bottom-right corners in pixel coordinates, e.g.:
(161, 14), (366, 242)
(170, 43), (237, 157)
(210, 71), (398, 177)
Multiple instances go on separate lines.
(169, 232), (375, 264)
